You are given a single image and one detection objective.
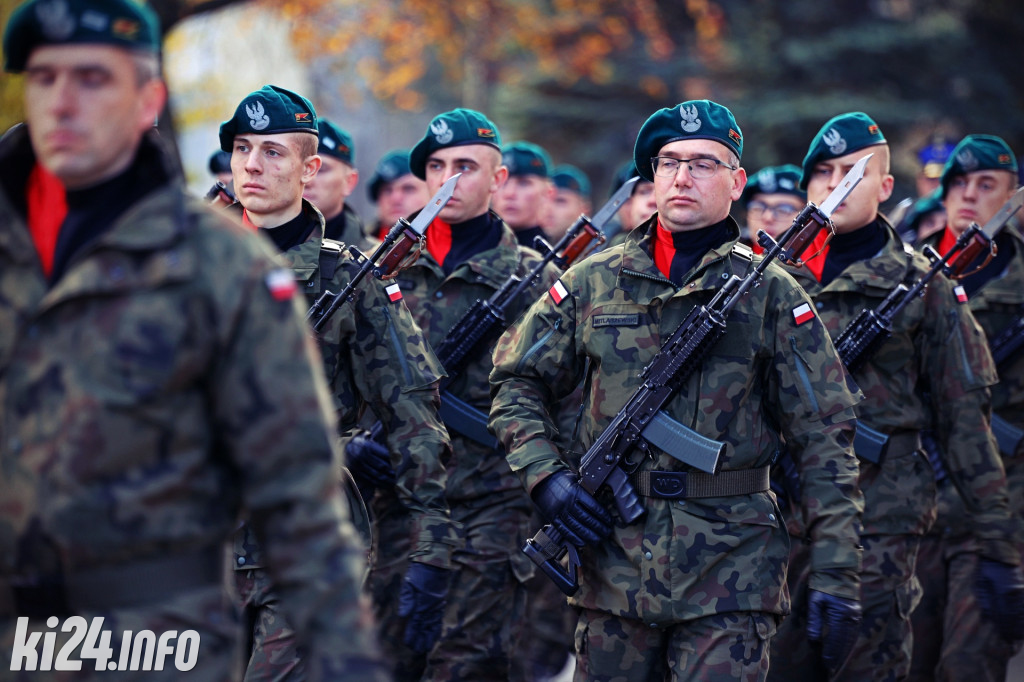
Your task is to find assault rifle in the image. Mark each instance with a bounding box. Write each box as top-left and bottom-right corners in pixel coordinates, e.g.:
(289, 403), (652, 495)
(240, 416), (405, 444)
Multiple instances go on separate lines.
(524, 154), (872, 596)
(834, 187), (1024, 463)
(305, 174), (459, 333)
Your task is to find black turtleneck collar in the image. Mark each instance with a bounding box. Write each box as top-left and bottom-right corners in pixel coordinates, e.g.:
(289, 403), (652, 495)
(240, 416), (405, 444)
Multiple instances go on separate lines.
(651, 216), (733, 286)
(514, 225), (547, 251)
(258, 203), (318, 253)
(323, 208), (349, 242)
(437, 211), (504, 275)
(820, 218), (887, 286)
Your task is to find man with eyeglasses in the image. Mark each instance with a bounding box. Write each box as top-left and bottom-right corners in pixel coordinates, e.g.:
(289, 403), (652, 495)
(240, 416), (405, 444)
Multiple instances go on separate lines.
(740, 164), (806, 253)
(490, 100), (865, 680)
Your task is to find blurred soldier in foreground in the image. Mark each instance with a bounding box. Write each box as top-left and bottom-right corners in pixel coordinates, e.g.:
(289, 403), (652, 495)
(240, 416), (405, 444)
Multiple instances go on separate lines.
(768, 113), (1021, 682)
(541, 163), (592, 243)
(367, 148), (430, 241)
(740, 164), (806, 253)
(909, 134), (1024, 682)
(221, 84), (453, 681)
(490, 100), (865, 681)
(0, 1), (383, 679)
(302, 118), (375, 250)
(493, 140), (555, 249)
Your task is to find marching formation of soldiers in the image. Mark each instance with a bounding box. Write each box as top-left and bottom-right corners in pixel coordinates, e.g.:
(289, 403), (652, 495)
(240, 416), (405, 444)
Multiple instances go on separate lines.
(1, 1), (1022, 682)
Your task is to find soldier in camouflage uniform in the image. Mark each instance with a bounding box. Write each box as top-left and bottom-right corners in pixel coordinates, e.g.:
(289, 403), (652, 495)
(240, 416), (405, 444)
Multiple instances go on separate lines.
(493, 141), (555, 249)
(366, 148), (431, 242)
(0, 2), (385, 680)
(908, 134), (1024, 682)
(490, 100), (866, 682)
(220, 85), (455, 681)
(767, 113), (1022, 682)
(358, 108), (561, 681)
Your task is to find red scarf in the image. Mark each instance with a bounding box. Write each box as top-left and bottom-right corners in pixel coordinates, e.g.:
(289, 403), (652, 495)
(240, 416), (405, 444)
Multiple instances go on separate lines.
(937, 226), (959, 259)
(26, 163), (68, 277)
(652, 218), (675, 280)
(798, 229), (831, 282)
(425, 216), (453, 266)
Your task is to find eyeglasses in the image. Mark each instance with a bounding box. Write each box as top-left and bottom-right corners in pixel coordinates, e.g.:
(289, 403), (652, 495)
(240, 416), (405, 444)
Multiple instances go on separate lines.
(651, 156), (738, 179)
(747, 201), (802, 221)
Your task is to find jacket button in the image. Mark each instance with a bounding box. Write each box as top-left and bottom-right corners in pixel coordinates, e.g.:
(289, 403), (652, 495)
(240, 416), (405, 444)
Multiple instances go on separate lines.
(435, 291), (444, 299)
(768, 513), (776, 522)
(237, 556), (246, 566)
(644, 551), (653, 560)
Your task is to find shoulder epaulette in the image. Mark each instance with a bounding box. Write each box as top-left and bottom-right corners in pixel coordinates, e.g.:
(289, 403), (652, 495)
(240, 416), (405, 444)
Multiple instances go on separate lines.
(319, 239), (344, 288)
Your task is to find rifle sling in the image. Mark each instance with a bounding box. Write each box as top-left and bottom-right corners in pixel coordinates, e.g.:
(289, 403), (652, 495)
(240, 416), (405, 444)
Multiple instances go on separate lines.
(631, 465), (769, 499)
(439, 391), (500, 449)
(992, 412), (1024, 458)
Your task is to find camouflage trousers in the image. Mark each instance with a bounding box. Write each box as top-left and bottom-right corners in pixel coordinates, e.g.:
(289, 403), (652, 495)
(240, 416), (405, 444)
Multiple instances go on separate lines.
(572, 608), (776, 682)
(907, 479), (1024, 682)
(368, 494), (532, 681)
(769, 533), (922, 682)
(234, 568), (303, 682)
(510, 569), (577, 680)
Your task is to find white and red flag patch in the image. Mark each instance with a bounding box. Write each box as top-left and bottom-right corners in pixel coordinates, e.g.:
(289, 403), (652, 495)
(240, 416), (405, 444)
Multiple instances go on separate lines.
(265, 269), (296, 301)
(385, 282), (403, 302)
(792, 302), (815, 325)
(548, 279), (569, 305)
(953, 285), (968, 304)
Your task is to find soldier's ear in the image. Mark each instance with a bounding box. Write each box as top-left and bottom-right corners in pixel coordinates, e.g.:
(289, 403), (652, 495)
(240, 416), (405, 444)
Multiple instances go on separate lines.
(491, 165), (509, 194)
(302, 154), (322, 185)
(878, 173), (894, 203)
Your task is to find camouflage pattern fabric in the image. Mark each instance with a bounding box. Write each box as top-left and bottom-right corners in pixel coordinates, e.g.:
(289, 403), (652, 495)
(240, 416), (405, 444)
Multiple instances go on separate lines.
(0, 128), (384, 680)
(231, 199), (454, 680)
(573, 606), (777, 681)
(908, 224), (1024, 681)
(489, 216), (863, 657)
(368, 212), (560, 680)
(770, 217), (1017, 679)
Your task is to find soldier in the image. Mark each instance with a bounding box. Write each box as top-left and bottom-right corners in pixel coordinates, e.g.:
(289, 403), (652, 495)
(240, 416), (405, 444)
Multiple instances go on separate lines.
(0, 1), (384, 680)
(601, 160), (657, 249)
(365, 107), (561, 681)
(740, 164), (806, 253)
(302, 118), (374, 249)
(909, 134), (1024, 682)
(208, 148), (233, 189)
(767, 113), (1022, 681)
(367, 148), (430, 241)
(493, 140), (555, 249)
(220, 85), (454, 681)
(489, 99), (866, 681)
(541, 163), (592, 242)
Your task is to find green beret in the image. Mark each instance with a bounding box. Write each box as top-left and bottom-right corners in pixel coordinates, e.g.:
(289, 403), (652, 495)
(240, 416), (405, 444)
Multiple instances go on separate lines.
(367, 149), (412, 202)
(219, 84), (318, 153)
(610, 160), (642, 197)
(940, 134), (1018, 199)
(410, 108), (501, 179)
(633, 100), (743, 182)
(552, 164), (591, 198)
(741, 164), (806, 206)
(800, 112), (886, 190)
(4, 0), (161, 73)
(317, 118), (354, 165)
(502, 141), (551, 178)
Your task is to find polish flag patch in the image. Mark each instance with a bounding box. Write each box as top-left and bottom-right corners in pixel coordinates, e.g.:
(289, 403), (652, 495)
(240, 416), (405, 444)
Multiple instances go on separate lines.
(385, 282), (403, 302)
(792, 302), (815, 325)
(953, 285), (968, 304)
(265, 269), (296, 301)
(548, 279), (569, 305)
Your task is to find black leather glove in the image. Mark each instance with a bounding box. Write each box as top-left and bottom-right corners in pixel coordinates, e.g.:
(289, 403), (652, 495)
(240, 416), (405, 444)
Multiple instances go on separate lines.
(975, 558), (1024, 643)
(398, 562), (451, 653)
(345, 431), (395, 491)
(807, 588), (861, 675)
(531, 470), (614, 547)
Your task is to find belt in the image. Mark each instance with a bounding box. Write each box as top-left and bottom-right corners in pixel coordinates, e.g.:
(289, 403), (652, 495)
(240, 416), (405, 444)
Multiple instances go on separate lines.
(2, 546), (223, 617)
(631, 466), (770, 499)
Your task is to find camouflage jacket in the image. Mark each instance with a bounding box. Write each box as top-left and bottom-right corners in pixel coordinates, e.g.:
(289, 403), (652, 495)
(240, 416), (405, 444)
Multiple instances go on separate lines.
(786, 218), (1018, 564)
(490, 216), (865, 624)
(390, 212), (560, 507)
(0, 129), (384, 678)
(234, 200), (455, 569)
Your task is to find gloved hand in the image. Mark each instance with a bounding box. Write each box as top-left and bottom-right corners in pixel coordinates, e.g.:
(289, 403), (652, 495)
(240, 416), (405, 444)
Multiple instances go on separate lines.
(975, 558), (1024, 643)
(345, 431), (395, 491)
(807, 588), (861, 675)
(531, 470), (614, 547)
(398, 562), (451, 653)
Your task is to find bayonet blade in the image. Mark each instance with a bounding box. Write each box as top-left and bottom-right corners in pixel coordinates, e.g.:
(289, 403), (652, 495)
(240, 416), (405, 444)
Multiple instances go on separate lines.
(408, 173), (460, 236)
(979, 186), (1024, 239)
(818, 153), (872, 219)
(590, 176), (639, 229)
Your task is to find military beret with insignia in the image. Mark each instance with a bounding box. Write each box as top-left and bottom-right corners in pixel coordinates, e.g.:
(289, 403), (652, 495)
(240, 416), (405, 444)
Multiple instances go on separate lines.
(801, 111), (886, 190)
(502, 141), (552, 178)
(317, 118), (354, 165)
(4, 0), (161, 73)
(219, 84), (318, 153)
(610, 160), (642, 198)
(552, 164), (591, 198)
(940, 134), (1018, 199)
(367, 149), (413, 202)
(741, 164), (806, 206)
(633, 100), (743, 182)
(410, 108), (501, 179)
(208, 149), (231, 175)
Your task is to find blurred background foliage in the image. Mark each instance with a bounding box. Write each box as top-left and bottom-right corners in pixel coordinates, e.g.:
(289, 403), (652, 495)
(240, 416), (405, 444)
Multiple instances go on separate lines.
(1, 0), (1021, 212)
